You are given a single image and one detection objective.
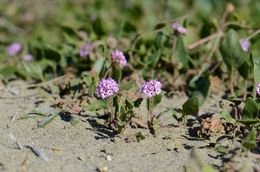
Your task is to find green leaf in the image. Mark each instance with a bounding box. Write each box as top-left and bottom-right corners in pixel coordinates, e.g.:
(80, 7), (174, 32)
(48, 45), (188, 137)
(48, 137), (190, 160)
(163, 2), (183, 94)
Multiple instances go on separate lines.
(22, 62), (44, 81)
(155, 31), (165, 49)
(50, 85), (60, 94)
(154, 22), (166, 30)
(215, 146), (228, 154)
(153, 94), (162, 108)
(125, 98), (134, 110)
(38, 114), (58, 128)
(121, 80), (136, 91)
(146, 98), (150, 112)
(43, 47), (61, 62)
(135, 132), (145, 142)
(0, 66), (17, 77)
(189, 73), (210, 105)
(253, 56), (260, 84)
(70, 117), (80, 127)
(202, 164), (217, 172)
(147, 51), (161, 68)
(85, 99), (108, 111)
(220, 111), (236, 124)
(112, 64), (122, 82)
(242, 129), (257, 149)
(238, 61), (250, 79)
(182, 96), (199, 116)
(242, 97), (259, 120)
(172, 36), (189, 71)
(220, 29), (245, 70)
(93, 58), (105, 75)
(237, 119), (260, 126)
(134, 98), (143, 108)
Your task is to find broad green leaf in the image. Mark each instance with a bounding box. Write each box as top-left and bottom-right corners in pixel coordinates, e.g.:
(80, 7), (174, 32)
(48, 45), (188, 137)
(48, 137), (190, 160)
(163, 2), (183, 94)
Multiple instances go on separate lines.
(125, 98), (134, 110)
(242, 97), (259, 120)
(38, 114), (58, 128)
(22, 62), (44, 81)
(121, 80), (136, 91)
(182, 96), (199, 116)
(112, 64), (122, 82)
(148, 51), (161, 68)
(189, 73), (210, 105)
(202, 164), (217, 172)
(153, 94), (162, 108)
(134, 98), (143, 108)
(237, 119), (260, 126)
(242, 129), (257, 149)
(43, 47), (61, 62)
(85, 99), (108, 111)
(93, 58), (105, 75)
(0, 66), (16, 77)
(238, 61), (250, 79)
(155, 31), (165, 49)
(215, 146), (228, 154)
(172, 36), (189, 71)
(135, 132), (145, 142)
(220, 29), (245, 70)
(254, 56), (260, 84)
(153, 22), (166, 30)
(70, 117), (80, 127)
(220, 111), (236, 124)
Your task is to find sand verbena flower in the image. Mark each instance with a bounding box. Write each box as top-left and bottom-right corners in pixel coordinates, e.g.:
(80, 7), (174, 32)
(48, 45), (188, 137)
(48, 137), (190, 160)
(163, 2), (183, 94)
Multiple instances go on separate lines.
(7, 42), (22, 56)
(171, 22), (187, 34)
(111, 49), (127, 66)
(239, 39), (250, 52)
(140, 80), (162, 98)
(23, 54), (33, 61)
(79, 43), (94, 57)
(256, 82), (260, 96)
(96, 78), (119, 99)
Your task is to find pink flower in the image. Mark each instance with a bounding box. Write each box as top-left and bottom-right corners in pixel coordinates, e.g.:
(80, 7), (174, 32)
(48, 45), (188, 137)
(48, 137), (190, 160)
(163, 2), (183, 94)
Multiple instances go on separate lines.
(140, 80), (162, 98)
(96, 78), (119, 99)
(79, 43), (94, 57)
(23, 54), (33, 61)
(111, 49), (127, 66)
(7, 42), (22, 56)
(256, 82), (260, 96)
(171, 22), (187, 34)
(239, 39), (250, 52)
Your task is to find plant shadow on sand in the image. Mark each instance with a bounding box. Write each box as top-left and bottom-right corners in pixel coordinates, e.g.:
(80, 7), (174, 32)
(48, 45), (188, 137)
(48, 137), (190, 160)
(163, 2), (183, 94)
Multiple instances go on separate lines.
(87, 117), (118, 140)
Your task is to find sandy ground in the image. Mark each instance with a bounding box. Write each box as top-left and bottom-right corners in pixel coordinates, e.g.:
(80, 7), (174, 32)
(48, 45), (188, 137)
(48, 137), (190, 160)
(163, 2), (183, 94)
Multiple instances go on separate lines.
(0, 84), (259, 172)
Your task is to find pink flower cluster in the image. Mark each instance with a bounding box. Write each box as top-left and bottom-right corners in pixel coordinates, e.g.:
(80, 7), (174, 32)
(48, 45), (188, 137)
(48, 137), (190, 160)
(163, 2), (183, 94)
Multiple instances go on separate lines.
(239, 39), (250, 52)
(111, 49), (127, 66)
(140, 80), (162, 98)
(171, 22), (187, 34)
(96, 78), (119, 99)
(7, 42), (22, 56)
(256, 82), (260, 96)
(79, 43), (94, 57)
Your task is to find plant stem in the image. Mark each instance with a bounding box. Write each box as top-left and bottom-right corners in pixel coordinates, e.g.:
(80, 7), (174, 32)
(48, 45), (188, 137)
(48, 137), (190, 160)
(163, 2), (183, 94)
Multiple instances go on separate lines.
(247, 29), (260, 40)
(230, 68), (234, 96)
(147, 98), (155, 135)
(109, 98), (116, 130)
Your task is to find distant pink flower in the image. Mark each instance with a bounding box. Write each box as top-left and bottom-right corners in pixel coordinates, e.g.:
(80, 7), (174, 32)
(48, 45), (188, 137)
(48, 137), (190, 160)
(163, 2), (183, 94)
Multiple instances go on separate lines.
(171, 22), (187, 34)
(23, 54), (33, 61)
(239, 39), (250, 52)
(256, 82), (260, 96)
(96, 78), (119, 99)
(111, 49), (127, 66)
(140, 80), (162, 98)
(79, 43), (94, 57)
(7, 42), (22, 56)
